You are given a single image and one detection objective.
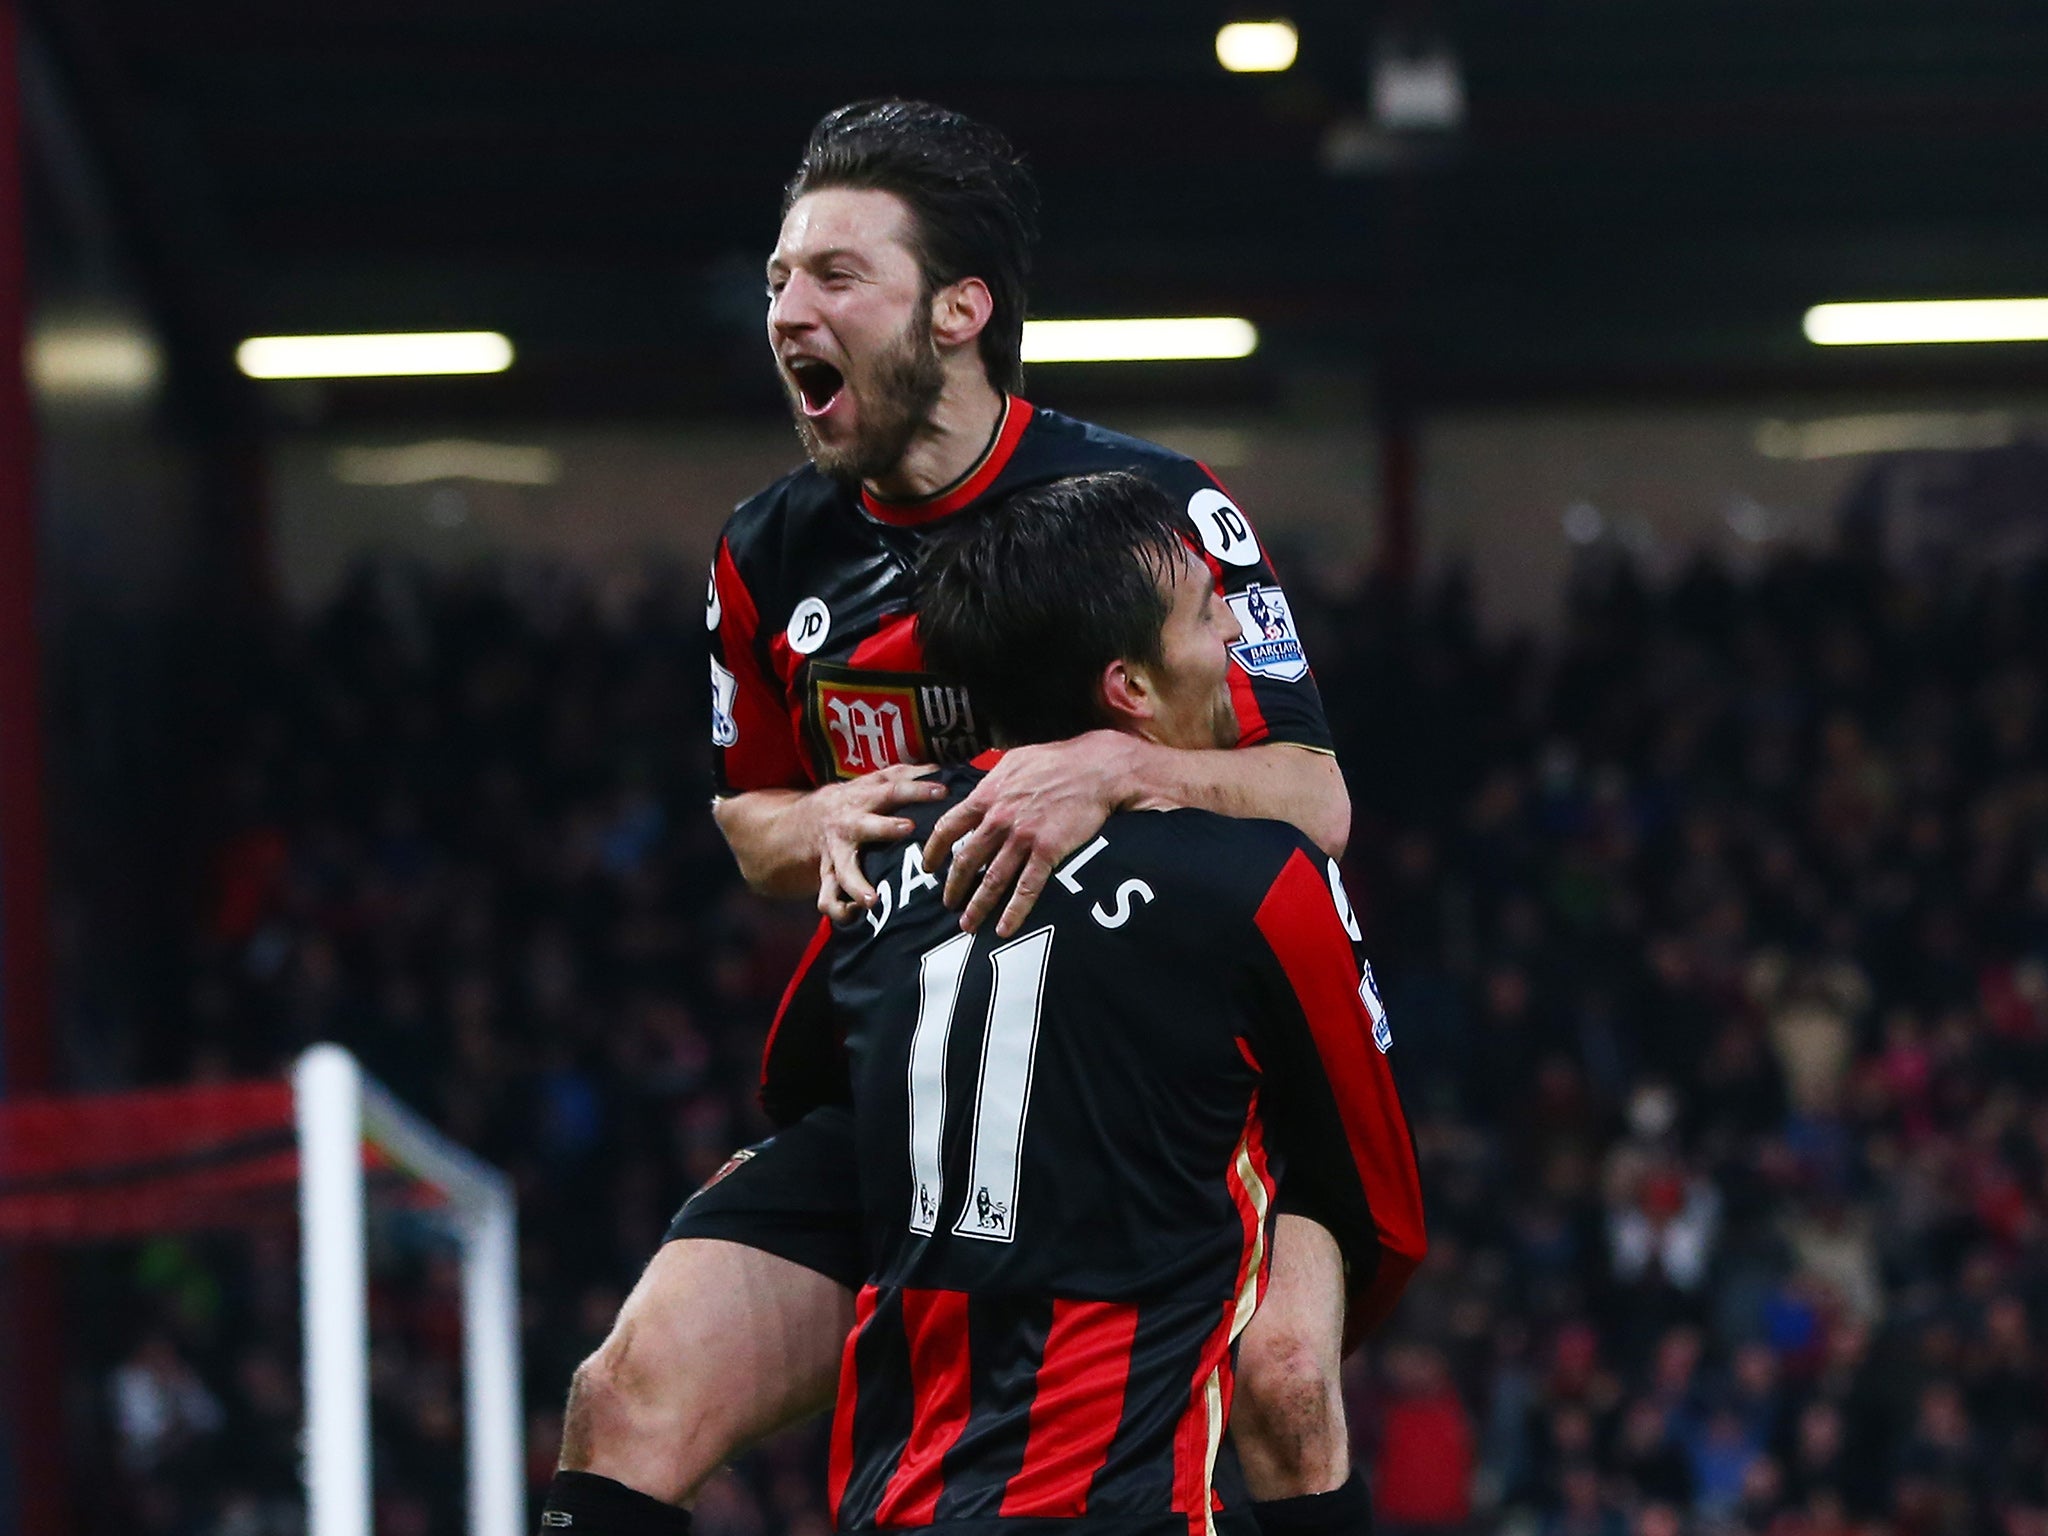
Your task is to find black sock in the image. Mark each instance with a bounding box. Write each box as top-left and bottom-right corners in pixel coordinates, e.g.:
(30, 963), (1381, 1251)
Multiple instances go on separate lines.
(540, 1471), (694, 1536)
(1253, 1471), (1373, 1536)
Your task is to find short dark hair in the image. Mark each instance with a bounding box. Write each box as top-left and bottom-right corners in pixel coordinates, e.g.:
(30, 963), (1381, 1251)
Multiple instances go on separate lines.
(785, 100), (1040, 394)
(917, 473), (1190, 745)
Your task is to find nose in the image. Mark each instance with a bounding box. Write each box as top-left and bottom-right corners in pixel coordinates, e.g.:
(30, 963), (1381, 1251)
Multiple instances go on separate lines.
(769, 270), (819, 338)
(1218, 593), (1245, 644)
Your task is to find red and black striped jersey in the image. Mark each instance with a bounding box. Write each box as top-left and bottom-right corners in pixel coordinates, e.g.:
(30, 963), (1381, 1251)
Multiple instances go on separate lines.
(706, 396), (1334, 795)
(771, 762), (1426, 1536)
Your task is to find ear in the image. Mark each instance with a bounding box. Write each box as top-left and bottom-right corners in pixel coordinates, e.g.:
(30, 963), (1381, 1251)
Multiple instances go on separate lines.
(930, 276), (994, 351)
(1097, 657), (1155, 732)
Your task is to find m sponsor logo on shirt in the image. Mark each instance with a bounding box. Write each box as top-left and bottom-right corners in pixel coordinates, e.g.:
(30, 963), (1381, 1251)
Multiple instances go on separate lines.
(917, 682), (981, 763)
(818, 678), (922, 775)
(807, 666), (983, 779)
(1225, 584), (1309, 682)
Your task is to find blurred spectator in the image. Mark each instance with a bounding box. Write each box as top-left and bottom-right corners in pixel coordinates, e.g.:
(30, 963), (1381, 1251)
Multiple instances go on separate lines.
(1611, 1398), (1693, 1508)
(1683, 1407), (1760, 1523)
(110, 1332), (224, 1474)
(1371, 1345), (1475, 1535)
(1545, 1461), (1626, 1536)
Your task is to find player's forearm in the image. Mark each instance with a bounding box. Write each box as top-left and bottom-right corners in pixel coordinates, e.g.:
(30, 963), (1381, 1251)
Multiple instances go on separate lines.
(1124, 741), (1350, 857)
(711, 789), (823, 899)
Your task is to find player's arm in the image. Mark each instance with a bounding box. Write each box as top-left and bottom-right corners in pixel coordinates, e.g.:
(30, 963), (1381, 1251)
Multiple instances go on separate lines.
(714, 771), (944, 908)
(758, 824), (921, 1121)
(923, 733), (1347, 936)
(706, 535), (946, 907)
(1248, 845), (1427, 1352)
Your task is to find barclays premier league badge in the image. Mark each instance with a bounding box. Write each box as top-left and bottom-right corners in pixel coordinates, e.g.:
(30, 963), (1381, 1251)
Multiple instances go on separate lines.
(710, 656), (739, 747)
(1225, 583), (1309, 683)
(1359, 961), (1392, 1053)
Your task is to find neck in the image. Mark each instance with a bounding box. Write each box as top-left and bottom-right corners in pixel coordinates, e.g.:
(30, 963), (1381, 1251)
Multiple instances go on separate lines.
(863, 368), (1006, 502)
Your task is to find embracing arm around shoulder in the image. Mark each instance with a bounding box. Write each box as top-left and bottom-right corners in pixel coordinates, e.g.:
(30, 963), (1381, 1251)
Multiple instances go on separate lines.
(920, 732), (1350, 938)
(713, 765), (948, 906)
(1123, 737), (1349, 856)
(711, 788), (818, 899)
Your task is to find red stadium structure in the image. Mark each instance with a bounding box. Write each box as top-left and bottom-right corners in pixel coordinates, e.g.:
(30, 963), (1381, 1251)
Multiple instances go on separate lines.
(1, 2), (64, 1529)
(0, 1046), (523, 1536)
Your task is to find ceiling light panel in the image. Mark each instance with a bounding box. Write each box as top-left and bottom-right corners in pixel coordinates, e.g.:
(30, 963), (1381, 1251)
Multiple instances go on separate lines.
(1803, 300), (2048, 346)
(1022, 318), (1259, 364)
(237, 332), (514, 379)
(1216, 21), (1298, 73)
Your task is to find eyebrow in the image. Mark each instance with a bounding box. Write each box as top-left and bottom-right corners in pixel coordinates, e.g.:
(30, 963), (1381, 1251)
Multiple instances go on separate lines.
(766, 247), (864, 278)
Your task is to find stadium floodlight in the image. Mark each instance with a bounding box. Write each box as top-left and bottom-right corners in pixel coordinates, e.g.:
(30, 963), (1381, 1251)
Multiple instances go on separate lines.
(237, 331), (515, 379)
(1802, 299), (2048, 346)
(1022, 317), (1259, 364)
(0, 1045), (522, 1536)
(1216, 21), (1299, 73)
(28, 321), (163, 398)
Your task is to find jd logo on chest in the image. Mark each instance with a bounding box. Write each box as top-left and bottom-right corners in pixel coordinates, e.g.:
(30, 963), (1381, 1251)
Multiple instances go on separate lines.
(785, 595), (834, 656)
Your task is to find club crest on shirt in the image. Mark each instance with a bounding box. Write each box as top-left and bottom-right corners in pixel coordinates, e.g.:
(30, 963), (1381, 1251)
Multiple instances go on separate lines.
(709, 656), (739, 747)
(807, 665), (983, 779)
(1225, 584), (1309, 682)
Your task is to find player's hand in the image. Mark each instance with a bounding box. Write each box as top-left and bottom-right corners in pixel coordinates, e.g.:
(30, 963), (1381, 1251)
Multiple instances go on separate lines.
(817, 764), (948, 922)
(922, 732), (1144, 938)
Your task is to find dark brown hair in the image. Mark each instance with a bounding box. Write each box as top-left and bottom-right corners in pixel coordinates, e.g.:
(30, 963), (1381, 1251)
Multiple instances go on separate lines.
(917, 473), (1188, 745)
(786, 100), (1040, 393)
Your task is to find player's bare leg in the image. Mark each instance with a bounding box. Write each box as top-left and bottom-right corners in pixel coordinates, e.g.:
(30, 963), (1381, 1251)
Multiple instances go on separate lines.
(1232, 1215), (1371, 1536)
(554, 1238), (853, 1512)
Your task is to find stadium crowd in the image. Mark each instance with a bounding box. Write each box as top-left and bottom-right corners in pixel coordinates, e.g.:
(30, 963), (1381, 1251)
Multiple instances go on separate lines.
(73, 530), (2048, 1536)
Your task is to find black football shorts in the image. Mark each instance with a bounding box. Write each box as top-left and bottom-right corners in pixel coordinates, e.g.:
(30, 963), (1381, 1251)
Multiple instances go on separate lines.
(662, 1102), (1329, 1293)
(662, 1104), (866, 1290)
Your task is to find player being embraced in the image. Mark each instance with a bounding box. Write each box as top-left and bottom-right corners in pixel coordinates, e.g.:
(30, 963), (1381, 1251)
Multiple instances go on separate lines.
(809, 470), (1426, 1535)
(544, 102), (1355, 1536)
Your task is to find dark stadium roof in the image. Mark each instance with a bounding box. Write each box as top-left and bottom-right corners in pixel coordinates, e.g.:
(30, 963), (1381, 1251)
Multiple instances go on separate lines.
(27, 0), (2048, 420)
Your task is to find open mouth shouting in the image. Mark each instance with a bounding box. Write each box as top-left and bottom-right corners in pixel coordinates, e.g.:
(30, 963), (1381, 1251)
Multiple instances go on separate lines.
(785, 355), (846, 419)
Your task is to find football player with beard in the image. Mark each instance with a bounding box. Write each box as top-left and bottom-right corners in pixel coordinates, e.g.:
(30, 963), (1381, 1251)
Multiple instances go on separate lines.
(541, 103), (1371, 1536)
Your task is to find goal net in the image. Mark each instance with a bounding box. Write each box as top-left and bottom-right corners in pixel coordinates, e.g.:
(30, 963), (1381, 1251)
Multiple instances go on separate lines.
(0, 1042), (522, 1536)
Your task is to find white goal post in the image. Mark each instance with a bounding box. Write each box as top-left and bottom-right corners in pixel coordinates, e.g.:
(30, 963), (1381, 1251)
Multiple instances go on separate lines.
(294, 1042), (524, 1536)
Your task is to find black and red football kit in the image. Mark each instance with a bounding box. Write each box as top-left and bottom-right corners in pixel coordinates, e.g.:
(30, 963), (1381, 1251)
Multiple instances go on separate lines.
(671, 399), (1344, 1282)
(788, 763), (1424, 1536)
(705, 395), (1332, 799)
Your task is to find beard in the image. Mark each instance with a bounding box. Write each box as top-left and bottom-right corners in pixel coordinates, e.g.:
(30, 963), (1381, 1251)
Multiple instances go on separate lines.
(792, 305), (946, 486)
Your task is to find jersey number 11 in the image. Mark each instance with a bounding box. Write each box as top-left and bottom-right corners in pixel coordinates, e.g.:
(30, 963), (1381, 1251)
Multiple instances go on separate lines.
(905, 927), (1055, 1245)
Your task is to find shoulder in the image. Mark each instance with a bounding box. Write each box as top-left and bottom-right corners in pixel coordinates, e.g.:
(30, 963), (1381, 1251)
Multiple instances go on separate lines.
(1011, 407), (1220, 493)
(1097, 808), (1316, 914)
(718, 462), (845, 563)
(1014, 407), (1265, 561)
